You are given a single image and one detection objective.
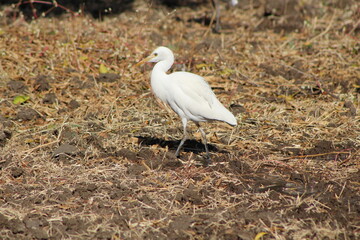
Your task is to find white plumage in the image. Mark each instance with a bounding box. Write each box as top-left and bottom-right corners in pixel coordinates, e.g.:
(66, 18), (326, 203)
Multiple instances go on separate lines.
(137, 46), (236, 158)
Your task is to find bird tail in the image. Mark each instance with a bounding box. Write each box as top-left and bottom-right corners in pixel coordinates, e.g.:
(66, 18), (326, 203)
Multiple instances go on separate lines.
(213, 104), (237, 126)
(221, 110), (237, 126)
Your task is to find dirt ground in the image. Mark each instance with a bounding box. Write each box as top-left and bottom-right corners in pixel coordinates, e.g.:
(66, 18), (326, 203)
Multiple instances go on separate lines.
(0, 0), (359, 239)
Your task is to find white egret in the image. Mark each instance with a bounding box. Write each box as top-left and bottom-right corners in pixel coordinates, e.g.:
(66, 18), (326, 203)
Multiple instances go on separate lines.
(136, 46), (236, 158)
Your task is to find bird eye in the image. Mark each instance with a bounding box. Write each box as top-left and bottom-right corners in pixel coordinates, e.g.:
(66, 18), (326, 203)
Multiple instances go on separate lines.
(154, 53), (158, 56)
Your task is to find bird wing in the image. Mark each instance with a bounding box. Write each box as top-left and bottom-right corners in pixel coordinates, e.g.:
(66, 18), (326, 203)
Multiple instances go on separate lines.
(166, 72), (225, 122)
(174, 72), (214, 104)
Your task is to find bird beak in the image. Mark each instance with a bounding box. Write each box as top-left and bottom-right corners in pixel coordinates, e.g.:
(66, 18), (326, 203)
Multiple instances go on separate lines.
(134, 54), (155, 67)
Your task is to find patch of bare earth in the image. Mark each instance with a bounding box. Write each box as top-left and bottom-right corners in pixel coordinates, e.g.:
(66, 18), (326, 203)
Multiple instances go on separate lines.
(0, 0), (359, 239)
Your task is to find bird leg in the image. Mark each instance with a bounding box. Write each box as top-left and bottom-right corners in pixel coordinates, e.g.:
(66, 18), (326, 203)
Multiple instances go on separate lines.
(175, 118), (188, 158)
(196, 123), (210, 159)
(211, 0), (221, 33)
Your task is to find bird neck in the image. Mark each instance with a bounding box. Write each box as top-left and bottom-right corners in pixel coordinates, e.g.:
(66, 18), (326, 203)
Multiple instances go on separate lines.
(151, 62), (168, 85)
(153, 56), (174, 74)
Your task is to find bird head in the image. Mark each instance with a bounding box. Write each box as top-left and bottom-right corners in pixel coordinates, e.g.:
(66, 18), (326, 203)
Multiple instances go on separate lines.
(135, 46), (174, 66)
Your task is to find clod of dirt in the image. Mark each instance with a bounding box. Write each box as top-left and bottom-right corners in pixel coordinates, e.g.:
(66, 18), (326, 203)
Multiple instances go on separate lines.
(136, 148), (156, 160)
(85, 135), (105, 150)
(56, 126), (79, 144)
(136, 148), (178, 170)
(138, 194), (153, 206)
(95, 229), (114, 239)
(68, 99), (80, 109)
(7, 218), (26, 234)
(11, 167), (24, 178)
(109, 184), (131, 200)
(343, 101), (357, 117)
(43, 92), (57, 104)
(145, 154), (182, 170)
(30, 229), (49, 239)
(0, 115), (13, 128)
(305, 140), (334, 155)
(51, 186), (73, 202)
(253, 175), (287, 194)
(0, 213), (9, 229)
(62, 216), (88, 234)
(16, 107), (40, 121)
(282, 146), (301, 155)
(227, 182), (244, 194)
(53, 143), (78, 157)
(126, 164), (147, 175)
(0, 129), (12, 147)
(168, 215), (192, 233)
(161, 156), (182, 169)
(228, 160), (251, 174)
(23, 214), (49, 239)
(229, 104), (247, 116)
(87, 122), (105, 132)
(7, 80), (28, 92)
(33, 75), (51, 91)
(96, 73), (120, 83)
(73, 183), (98, 200)
(116, 148), (137, 160)
(72, 76), (95, 89)
(175, 184), (203, 205)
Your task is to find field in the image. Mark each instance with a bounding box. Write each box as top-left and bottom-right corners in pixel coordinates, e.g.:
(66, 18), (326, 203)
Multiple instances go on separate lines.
(0, 0), (359, 239)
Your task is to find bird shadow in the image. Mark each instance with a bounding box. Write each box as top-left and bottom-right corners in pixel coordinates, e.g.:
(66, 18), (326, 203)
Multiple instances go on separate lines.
(136, 136), (227, 155)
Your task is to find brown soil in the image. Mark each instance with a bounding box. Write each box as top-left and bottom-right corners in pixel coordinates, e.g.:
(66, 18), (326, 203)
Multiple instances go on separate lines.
(0, 0), (359, 239)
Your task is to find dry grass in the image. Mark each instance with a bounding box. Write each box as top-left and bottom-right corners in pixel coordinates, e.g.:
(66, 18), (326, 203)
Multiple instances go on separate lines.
(0, 0), (359, 239)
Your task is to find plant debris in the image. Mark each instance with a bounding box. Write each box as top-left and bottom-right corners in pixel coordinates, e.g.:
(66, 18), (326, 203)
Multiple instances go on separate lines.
(0, 0), (359, 239)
